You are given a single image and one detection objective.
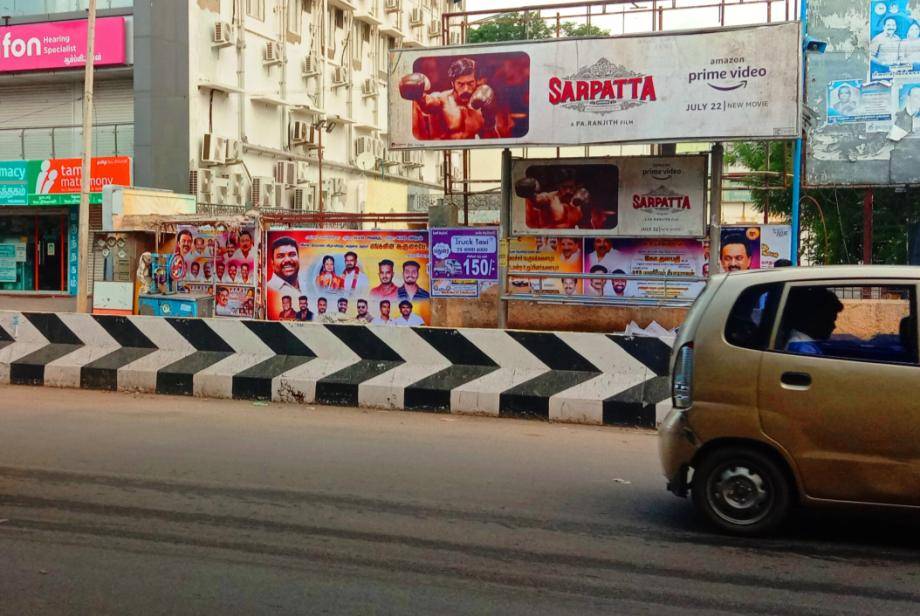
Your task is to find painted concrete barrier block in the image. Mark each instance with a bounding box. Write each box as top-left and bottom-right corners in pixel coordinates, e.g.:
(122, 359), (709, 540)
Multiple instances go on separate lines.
(0, 311), (673, 427)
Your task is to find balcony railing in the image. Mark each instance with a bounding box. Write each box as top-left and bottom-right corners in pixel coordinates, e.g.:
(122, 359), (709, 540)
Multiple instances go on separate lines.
(0, 0), (132, 16)
(0, 123), (134, 160)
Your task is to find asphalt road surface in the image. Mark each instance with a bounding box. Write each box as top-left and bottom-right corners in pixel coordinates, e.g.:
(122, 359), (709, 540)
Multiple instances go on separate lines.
(0, 386), (917, 615)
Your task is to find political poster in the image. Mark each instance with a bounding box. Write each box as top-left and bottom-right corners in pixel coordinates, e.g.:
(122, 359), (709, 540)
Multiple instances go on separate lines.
(583, 237), (706, 301)
(388, 22), (800, 149)
(720, 225), (792, 272)
(869, 1), (920, 80)
(167, 222), (258, 317)
(825, 80), (893, 132)
(510, 156), (707, 237)
(507, 236), (584, 295)
(265, 230), (430, 326)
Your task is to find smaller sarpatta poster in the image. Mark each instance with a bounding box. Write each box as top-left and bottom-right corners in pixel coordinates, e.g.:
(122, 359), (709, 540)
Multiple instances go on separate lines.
(511, 156), (706, 238)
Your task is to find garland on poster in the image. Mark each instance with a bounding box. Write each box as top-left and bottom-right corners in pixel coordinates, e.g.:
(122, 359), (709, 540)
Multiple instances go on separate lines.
(167, 223), (258, 318)
(510, 156), (706, 237)
(265, 229), (430, 326)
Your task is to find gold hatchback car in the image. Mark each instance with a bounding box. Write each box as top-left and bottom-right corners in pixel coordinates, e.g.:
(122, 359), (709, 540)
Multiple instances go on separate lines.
(659, 265), (920, 535)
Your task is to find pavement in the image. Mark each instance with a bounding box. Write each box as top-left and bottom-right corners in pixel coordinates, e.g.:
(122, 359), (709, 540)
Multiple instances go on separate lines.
(0, 385), (917, 615)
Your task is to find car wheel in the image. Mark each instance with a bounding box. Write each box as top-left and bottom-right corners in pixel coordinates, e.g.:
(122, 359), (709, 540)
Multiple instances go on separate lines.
(691, 446), (792, 536)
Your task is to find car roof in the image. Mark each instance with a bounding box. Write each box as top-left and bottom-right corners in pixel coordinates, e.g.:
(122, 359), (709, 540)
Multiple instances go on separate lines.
(721, 265), (920, 284)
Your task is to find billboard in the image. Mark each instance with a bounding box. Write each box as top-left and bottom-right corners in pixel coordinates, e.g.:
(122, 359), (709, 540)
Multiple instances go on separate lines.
(719, 225), (792, 272)
(511, 156), (707, 237)
(388, 22), (801, 149)
(265, 230), (431, 326)
(806, 0), (920, 185)
(430, 228), (498, 298)
(0, 18), (127, 74)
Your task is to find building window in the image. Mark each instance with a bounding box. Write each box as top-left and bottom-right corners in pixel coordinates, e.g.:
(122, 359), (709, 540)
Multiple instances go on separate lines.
(335, 8), (345, 29)
(303, 0), (312, 13)
(287, 0), (302, 34)
(246, 0), (265, 21)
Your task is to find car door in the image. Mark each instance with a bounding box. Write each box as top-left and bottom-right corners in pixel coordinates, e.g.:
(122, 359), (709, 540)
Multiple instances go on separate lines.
(758, 280), (920, 506)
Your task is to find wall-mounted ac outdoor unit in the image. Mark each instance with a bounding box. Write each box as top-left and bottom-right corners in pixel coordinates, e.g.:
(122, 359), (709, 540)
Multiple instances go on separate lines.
(303, 53), (319, 76)
(401, 150), (423, 167)
(212, 21), (234, 48)
(361, 78), (378, 97)
(331, 66), (349, 88)
(225, 139), (243, 162)
(263, 41), (283, 66)
(291, 121), (312, 145)
(189, 168), (214, 201)
(274, 161), (297, 186)
(200, 133), (227, 165)
(293, 184), (316, 211)
(383, 150), (401, 166)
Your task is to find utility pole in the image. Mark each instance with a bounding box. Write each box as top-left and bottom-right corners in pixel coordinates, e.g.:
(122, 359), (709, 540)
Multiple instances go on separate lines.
(76, 0), (97, 313)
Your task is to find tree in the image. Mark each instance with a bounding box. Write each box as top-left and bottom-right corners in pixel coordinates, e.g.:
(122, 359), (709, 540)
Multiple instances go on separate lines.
(725, 142), (919, 265)
(466, 11), (609, 43)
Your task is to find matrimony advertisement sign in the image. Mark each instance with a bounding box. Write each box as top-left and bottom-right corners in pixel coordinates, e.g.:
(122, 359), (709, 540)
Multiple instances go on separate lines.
(388, 22), (800, 149)
(511, 156), (707, 238)
(0, 18), (127, 73)
(0, 157), (131, 205)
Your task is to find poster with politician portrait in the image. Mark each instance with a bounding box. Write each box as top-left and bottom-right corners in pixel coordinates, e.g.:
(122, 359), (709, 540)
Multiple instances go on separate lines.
(265, 230), (431, 326)
(394, 51), (530, 142)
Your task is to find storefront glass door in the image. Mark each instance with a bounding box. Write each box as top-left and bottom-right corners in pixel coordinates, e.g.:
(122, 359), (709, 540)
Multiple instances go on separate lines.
(0, 212), (67, 292)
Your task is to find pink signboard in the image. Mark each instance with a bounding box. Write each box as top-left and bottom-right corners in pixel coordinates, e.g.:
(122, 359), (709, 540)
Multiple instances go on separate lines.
(0, 17), (126, 74)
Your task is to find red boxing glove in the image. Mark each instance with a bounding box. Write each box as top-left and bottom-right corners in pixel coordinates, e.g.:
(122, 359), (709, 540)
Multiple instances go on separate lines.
(399, 73), (431, 101)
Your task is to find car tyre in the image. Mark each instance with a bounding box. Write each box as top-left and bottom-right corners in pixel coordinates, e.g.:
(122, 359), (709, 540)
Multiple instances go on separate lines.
(691, 446), (792, 536)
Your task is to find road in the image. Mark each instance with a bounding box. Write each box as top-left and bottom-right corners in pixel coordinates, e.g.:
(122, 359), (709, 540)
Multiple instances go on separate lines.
(0, 386), (917, 615)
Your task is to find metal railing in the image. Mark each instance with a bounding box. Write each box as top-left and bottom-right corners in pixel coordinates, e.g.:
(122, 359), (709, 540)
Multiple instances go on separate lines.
(0, 123), (133, 160)
(504, 271), (706, 307)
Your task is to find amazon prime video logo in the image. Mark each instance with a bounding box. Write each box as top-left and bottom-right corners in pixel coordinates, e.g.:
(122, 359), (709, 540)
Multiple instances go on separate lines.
(688, 57), (768, 92)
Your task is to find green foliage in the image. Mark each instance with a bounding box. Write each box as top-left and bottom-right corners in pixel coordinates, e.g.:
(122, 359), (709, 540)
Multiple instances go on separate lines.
(466, 11), (609, 43)
(725, 142), (920, 265)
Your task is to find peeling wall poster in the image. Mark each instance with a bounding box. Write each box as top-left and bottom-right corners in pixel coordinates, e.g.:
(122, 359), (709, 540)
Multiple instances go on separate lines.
(869, 1), (920, 80)
(826, 79), (893, 132)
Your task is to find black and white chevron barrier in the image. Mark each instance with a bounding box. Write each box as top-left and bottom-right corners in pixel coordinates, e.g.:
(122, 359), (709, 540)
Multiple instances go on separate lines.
(0, 311), (673, 427)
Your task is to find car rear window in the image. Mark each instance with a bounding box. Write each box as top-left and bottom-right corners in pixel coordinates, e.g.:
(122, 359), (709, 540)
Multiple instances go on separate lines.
(724, 283), (784, 350)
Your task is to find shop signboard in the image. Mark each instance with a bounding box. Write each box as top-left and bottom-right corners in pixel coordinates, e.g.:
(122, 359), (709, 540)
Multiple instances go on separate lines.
(388, 22), (800, 149)
(430, 227), (498, 298)
(264, 229), (431, 325)
(0, 160), (27, 205)
(26, 157), (132, 205)
(511, 156), (707, 237)
(0, 17), (127, 74)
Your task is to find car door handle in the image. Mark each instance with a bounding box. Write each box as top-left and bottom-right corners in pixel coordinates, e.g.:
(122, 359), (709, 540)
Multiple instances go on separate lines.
(781, 372), (812, 388)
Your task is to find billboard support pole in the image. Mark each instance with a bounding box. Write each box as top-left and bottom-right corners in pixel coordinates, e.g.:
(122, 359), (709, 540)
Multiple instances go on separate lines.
(863, 188), (874, 264)
(790, 0), (808, 266)
(498, 148), (511, 330)
(76, 0), (97, 313)
(709, 143), (723, 275)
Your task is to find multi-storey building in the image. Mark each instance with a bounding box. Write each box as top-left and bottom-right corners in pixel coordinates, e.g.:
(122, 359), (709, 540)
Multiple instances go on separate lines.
(0, 0), (462, 297)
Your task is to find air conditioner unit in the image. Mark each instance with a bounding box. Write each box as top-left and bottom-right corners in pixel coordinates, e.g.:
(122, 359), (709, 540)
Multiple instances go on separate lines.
(200, 133), (227, 165)
(448, 31), (461, 46)
(428, 20), (441, 38)
(331, 65), (349, 87)
(293, 184), (316, 211)
(228, 173), (246, 205)
(409, 8), (424, 27)
(354, 136), (376, 158)
(263, 41), (282, 66)
(383, 149), (401, 166)
(326, 177), (346, 196)
(361, 78), (378, 97)
(251, 176), (271, 207)
(274, 161), (297, 185)
(303, 53), (319, 76)
(189, 168), (214, 200)
(225, 139), (243, 162)
(212, 21), (233, 48)
(401, 150), (423, 167)
(297, 162), (310, 183)
(291, 121), (311, 145)
(384, 0), (401, 13)
(211, 175), (231, 206)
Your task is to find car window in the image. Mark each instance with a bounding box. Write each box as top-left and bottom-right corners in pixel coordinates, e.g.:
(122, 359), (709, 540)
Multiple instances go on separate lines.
(724, 283), (784, 350)
(774, 284), (918, 365)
